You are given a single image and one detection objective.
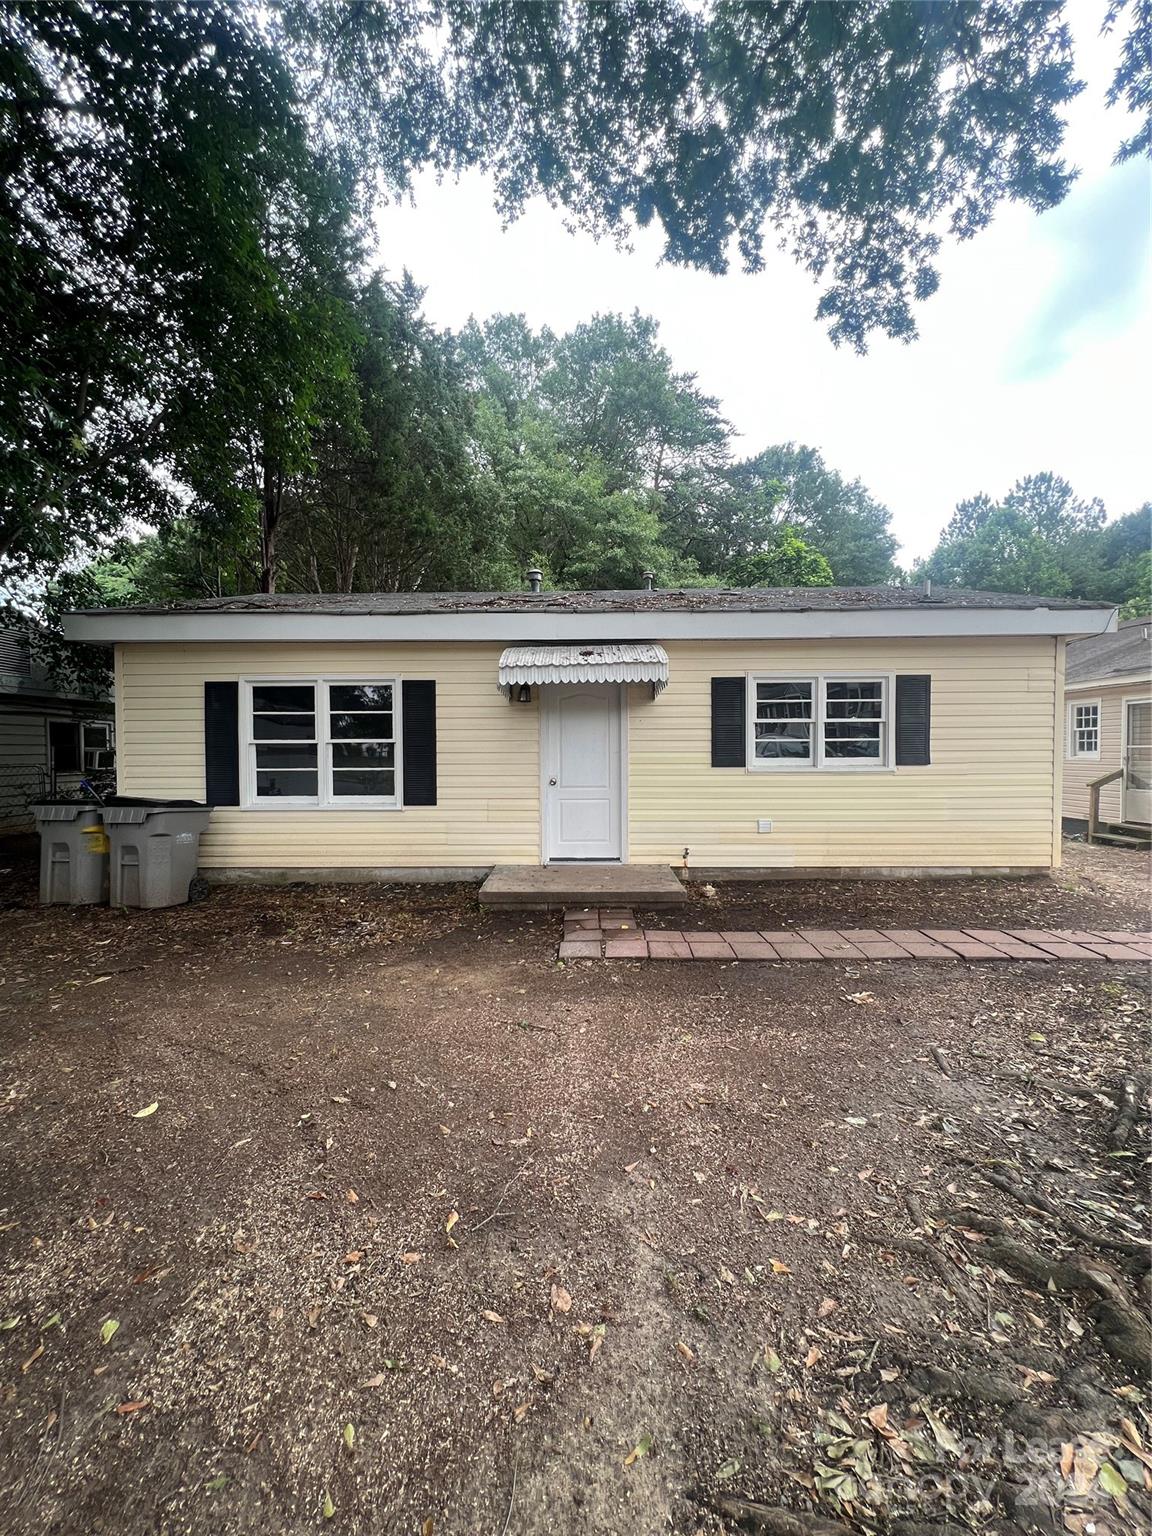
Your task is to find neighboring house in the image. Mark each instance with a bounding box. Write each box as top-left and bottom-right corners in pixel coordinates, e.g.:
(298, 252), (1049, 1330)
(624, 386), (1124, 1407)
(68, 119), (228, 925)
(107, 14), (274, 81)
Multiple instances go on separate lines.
(0, 623), (115, 835)
(1062, 615), (1152, 845)
(62, 584), (1115, 882)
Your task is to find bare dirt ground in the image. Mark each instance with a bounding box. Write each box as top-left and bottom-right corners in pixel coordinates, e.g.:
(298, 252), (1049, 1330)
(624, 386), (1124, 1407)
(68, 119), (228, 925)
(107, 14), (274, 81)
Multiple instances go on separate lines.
(0, 842), (1149, 1536)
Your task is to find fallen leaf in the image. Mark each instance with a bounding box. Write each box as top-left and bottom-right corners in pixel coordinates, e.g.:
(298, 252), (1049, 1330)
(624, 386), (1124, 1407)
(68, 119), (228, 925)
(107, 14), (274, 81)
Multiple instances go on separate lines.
(1098, 1462), (1129, 1501)
(343, 1422), (355, 1451)
(445, 1211), (459, 1248)
(769, 1259), (791, 1275)
(0, 1317), (20, 1331)
(803, 1346), (823, 1369)
(323, 1490), (336, 1519)
(764, 1344), (782, 1374)
(400, 1251), (423, 1265)
(421, 1521), (434, 1536)
(676, 1341), (696, 1363)
(362, 1313), (378, 1328)
(344, 1250), (364, 1265)
(715, 1458), (740, 1480)
(359, 1373), (388, 1388)
(879, 1368), (900, 1383)
(21, 1343), (44, 1373)
(818, 1298), (838, 1318)
(116, 1399), (151, 1415)
(550, 1283), (572, 1314)
(346, 1189), (359, 1204)
(100, 1319), (119, 1345)
(624, 1433), (653, 1467)
(481, 1310), (505, 1325)
(866, 1403), (889, 1431)
(304, 1191), (328, 1201)
(513, 1402), (530, 1423)
(1060, 1442), (1075, 1479)
(131, 1102), (158, 1119)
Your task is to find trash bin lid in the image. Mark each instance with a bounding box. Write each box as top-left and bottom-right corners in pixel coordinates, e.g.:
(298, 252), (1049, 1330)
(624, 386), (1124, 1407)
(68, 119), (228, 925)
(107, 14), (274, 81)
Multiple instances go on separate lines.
(103, 796), (208, 808)
(31, 802), (102, 821)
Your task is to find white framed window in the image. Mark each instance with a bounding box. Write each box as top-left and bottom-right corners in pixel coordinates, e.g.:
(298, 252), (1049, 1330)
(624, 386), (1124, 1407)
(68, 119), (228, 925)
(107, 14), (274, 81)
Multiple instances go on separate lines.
(81, 719), (115, 771)
(242, 679), (402, 808)
(1067, 699), (1101, 760)
(748, 674), (892, 770)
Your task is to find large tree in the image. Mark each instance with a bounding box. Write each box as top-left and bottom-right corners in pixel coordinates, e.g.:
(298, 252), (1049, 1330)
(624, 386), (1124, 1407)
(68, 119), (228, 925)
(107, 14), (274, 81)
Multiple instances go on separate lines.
(6, 0), (1143, 593)
(917, 474), (1152, 607)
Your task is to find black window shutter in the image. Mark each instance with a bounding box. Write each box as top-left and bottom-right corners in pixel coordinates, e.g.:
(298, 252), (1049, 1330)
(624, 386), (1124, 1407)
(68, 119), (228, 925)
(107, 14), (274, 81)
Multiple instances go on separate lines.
(895, 675), (931, 766)
(402, 680), (437, 805)
(204, 681), (240, 805)
(711, 677), (746, 767)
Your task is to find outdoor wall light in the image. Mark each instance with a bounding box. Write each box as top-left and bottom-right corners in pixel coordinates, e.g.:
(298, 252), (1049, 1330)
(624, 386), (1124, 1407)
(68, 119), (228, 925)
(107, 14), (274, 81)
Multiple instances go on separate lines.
(517, 684), (532, 703)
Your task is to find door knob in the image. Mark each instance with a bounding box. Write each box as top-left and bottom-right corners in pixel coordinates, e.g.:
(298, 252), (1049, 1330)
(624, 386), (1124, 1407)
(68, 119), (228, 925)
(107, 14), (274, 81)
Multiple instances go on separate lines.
(548, 777), (557, 786)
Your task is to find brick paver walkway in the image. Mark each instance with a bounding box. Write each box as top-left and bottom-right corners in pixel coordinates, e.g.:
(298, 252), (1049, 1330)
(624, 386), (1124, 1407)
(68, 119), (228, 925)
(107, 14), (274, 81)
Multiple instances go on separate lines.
(558, 909), (1152, 963)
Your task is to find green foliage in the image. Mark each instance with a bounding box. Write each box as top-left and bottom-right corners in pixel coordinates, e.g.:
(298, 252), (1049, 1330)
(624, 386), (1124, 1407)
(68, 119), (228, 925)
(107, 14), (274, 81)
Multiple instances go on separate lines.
(918, 478), (1149, 609)
(727, 528), (834, 589)
(2, 0), (1132, 600)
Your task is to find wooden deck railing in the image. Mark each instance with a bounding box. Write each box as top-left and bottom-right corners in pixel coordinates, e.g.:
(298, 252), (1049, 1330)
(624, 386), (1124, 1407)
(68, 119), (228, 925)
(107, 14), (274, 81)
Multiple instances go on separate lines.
(1087, 767), (1123, 844)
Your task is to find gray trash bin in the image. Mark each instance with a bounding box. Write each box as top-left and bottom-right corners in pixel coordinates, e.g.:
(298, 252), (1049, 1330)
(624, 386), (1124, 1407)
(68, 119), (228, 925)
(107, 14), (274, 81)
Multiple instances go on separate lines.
(101, 800), (212, 909)
(31, 803), (110, 905)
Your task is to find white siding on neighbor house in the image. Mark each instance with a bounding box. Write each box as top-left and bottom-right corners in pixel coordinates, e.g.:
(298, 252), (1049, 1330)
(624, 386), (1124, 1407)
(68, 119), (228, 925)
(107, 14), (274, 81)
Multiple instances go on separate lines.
(1062, 681), (1152, 824)
(115, 642), (539, 869)
(116, 633), (1064, 873)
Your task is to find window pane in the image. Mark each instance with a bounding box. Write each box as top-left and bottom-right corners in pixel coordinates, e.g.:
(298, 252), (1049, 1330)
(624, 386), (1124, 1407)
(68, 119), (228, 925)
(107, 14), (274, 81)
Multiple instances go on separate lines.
(255, 744), (318, 770)
(331, 741), (396, 769)
(330, 711), (393, 740)
(824, 737), (881, 759)
(329, 684), (392, 712)
(756, 682), (812, 703)
(256, 769), (318, 797)
(755, 722), (811, 759)
(331, 769), (396, 797)
(824, 722), (882, 743)
(253, 712), (315, 741)
(826, 681), (883, 719)
(252, 684), (315, 712)
(757, 699), (812, 720)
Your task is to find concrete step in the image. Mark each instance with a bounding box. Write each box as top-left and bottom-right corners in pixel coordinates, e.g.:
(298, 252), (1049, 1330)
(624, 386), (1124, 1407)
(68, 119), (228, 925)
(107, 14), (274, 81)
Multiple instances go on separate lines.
(480, 863), (688, 910)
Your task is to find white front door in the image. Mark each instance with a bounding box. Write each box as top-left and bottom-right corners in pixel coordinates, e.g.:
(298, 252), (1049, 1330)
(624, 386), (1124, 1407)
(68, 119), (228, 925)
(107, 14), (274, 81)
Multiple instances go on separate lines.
(1123, 700), (1152, 825)
(542, 684), (623, 861)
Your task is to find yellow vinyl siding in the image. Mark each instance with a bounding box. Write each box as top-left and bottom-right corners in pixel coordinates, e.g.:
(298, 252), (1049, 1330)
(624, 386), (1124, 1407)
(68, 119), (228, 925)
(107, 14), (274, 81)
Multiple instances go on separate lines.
(1062, 681), (1148, 823)
(116, 642), (539, 869)
(628, 637), (1060, 870)
(116, 633), (1062, 873)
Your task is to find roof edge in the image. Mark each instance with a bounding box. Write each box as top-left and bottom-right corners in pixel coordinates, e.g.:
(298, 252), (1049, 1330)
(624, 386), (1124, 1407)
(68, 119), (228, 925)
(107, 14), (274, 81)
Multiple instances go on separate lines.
(63, 605), (1118, 646)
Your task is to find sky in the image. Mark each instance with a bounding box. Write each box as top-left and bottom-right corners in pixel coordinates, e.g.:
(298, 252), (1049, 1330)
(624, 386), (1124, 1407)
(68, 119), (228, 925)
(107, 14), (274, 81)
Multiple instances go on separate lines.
(373, 3), (1150, 567)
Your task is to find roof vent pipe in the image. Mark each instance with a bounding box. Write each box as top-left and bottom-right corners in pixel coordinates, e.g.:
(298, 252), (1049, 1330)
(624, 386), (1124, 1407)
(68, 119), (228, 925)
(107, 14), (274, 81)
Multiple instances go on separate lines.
(642, 570), (655, 591)
(922, 578), (932, 599)
(525, 568), (543, 594)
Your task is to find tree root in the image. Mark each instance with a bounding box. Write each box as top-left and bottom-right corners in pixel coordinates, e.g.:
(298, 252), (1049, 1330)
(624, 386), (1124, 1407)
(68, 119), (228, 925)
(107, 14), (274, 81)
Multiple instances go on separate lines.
(857, 1232), (983, 1318)
(980, 1234), (1152, 1370)
(900, 1359), (1022, 1407)
(709, 1498), (852, 1536)
(961, 1159), (1151, 1260)
(1108, 1072), (1149, 1151)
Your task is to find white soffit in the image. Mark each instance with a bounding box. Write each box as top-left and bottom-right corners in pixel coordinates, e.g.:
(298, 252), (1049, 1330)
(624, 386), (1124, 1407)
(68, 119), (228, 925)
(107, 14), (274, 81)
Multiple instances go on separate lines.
(498, 642), (669, 694)
(63, 608), (1118, 644)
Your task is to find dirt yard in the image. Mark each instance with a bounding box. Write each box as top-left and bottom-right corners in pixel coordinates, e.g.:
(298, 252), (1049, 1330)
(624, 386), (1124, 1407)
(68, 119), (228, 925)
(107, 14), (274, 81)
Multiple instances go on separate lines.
(0, 842), (1149, 1536)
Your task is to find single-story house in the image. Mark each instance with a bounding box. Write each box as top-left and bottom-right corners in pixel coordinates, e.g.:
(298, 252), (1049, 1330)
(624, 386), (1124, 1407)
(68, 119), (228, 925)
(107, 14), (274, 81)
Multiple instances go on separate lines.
(1062, 615), (1151, 844)
(62, 584), (1116, 883)
(0, 620), (115, 837)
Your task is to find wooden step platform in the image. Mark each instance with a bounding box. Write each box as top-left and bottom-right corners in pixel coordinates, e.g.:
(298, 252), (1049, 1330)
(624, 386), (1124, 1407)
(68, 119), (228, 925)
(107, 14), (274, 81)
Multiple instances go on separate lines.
(479, 864), (687, 910)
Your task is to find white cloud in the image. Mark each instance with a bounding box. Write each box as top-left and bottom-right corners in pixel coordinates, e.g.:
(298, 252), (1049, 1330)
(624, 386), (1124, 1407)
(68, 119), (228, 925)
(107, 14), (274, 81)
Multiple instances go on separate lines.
(372, 7), (1150, 565)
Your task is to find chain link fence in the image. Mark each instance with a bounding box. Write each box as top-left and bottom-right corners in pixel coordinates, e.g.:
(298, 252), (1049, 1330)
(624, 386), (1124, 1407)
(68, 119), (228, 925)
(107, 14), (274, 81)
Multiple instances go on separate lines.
(0, 764), (116, 835)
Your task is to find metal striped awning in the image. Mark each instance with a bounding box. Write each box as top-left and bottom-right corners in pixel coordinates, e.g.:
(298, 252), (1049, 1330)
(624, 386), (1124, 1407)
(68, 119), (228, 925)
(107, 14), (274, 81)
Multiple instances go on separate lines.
(498, 643), (669, 694)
